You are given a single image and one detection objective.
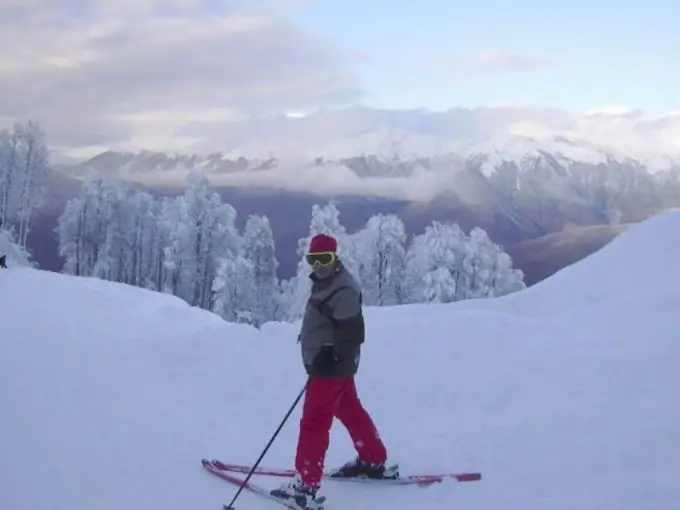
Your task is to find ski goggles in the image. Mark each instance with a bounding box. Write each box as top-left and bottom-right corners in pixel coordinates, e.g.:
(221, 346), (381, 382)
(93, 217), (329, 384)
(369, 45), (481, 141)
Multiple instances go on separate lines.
(305, 251), (336, 267)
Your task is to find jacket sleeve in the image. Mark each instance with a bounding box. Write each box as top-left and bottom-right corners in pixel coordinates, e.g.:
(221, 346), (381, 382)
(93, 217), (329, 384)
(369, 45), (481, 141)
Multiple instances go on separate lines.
(328, 287), (365, 351)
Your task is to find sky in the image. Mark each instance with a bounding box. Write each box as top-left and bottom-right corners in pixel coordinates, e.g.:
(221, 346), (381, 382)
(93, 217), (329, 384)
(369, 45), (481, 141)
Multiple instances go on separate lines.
(290, 0), (679, 113)
(0, 0), (678, 160)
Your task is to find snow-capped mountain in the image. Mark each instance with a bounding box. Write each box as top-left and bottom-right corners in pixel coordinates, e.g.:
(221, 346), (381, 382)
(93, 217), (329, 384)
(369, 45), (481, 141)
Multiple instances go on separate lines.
(53, 106), (680, 200)
(54, 105), (680, 182)
(54, 141), (680, 231)
(55, 141), (680, 193)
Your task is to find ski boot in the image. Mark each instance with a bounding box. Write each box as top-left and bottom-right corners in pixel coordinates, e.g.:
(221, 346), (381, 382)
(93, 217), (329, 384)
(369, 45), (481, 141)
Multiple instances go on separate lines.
(270, 476), (325, 510)
(329, 457), (400, 480)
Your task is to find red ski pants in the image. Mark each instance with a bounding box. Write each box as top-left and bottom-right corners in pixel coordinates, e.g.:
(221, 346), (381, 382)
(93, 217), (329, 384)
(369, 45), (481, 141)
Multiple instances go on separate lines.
(295, 377), (387, 488)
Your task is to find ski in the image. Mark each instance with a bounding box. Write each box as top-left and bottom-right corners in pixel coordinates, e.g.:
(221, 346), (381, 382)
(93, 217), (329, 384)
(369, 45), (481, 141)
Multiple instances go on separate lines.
(209, 458), (481, 485)
(202, 459), (327, 510)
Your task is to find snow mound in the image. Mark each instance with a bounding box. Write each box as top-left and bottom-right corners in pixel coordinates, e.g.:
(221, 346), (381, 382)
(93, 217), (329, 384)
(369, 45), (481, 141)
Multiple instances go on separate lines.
(444, 209), (680, 318)
(2, 210), (680, 510)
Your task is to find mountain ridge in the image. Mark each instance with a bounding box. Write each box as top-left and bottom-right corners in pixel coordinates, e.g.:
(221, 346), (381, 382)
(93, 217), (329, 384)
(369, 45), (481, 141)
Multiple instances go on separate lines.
(34, 110), (680, 285)
(53, 144), (680, 230)
(52, 105), (680, 189)
(54, 141), (680, 187)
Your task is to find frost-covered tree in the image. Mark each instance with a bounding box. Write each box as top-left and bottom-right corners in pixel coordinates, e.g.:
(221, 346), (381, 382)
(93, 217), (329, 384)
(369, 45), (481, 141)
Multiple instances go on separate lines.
(124, 191), (160, 288)
(89, 178), (131, 282)
(241, 214), (280, 326)
(404, 220), (524, 303)
(356, 214), (407, 306)
(458, 227), (525, 298)
(56, 194), (87, 275)
(15, 121), (49, 247)
(144, 197), (173, 292)
(0, 128), (22, 227)
(56, 173), (151, 283)
(0, 226), (33, 267)
(156, 194), (186, 294)
(161, 172), (240, 309)
(404, 221), (466, 303)
(55, 167), (524, 326)
(56, 171), (248, 316)
(57, 173), (123, 277)
(212, 254), (257, 324)
(0, 120), (49, 248)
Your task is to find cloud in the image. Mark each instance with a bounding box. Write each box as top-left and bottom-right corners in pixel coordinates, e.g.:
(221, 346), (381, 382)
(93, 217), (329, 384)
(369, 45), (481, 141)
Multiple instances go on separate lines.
(165, 105), (680, 164)
(0, 0), (361, 153)
(54, 104), (680, 200)
(444, 51), (556, 77)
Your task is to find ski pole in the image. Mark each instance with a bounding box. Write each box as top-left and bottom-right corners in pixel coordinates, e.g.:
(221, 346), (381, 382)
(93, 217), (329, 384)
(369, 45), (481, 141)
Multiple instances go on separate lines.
(223, 377), (310, 510)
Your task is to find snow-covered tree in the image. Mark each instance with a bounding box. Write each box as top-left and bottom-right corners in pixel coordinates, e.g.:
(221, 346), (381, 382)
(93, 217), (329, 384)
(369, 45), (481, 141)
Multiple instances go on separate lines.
(123, 191), (160, 289)
(90, 178), (131, 282)
(56, 171), (250, 316)
(56, 194), (87, 275)
(144, 197), (172, 292)
(458, 227), (525, 298)
(161, 173), (241, 309)
(403, 221), (524, 303)
(0, 120), (49, 248)
(356, 214), (407, 305)
(55, 167), (524, 325)
(212, 254), (257, 324)
(0, 127), (22, 227)
(156, 194), (187, 295)
(57, 173), (123, 277)
(56, 173), (155, 284)
(241, 214), (280, 326)
(15, 121), (49, 247)
(0, 226), (33, 267)
(404, 221), (467, 303)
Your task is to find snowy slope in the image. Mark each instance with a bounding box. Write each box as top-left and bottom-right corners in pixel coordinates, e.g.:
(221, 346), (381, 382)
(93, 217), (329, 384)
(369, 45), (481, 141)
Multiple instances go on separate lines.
(446, 207), (680, 318)
(2, 211), (680, 510)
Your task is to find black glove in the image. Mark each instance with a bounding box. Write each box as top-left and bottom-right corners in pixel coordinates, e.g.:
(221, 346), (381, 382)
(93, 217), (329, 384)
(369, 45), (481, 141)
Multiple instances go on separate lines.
(312, 346), (338, 372)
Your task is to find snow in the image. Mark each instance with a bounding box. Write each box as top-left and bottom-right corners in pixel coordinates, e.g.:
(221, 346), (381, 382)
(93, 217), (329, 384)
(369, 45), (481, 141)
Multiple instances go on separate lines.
(449, 207), (680, 318)
(2, 210), (680, 510)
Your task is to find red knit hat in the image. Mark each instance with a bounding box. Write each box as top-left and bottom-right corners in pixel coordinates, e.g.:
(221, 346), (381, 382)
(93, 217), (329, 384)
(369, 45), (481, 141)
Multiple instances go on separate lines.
(308, 233), (337, 253)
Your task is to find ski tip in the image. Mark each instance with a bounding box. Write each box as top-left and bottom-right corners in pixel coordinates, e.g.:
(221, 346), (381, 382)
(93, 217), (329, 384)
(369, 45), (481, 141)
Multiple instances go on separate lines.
(456, 472), (482, 482)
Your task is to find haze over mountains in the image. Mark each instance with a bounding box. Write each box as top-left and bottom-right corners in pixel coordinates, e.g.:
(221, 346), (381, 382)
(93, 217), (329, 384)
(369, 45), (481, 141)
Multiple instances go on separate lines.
(55, 106), (680, 193)
(41, 106), (680, 283)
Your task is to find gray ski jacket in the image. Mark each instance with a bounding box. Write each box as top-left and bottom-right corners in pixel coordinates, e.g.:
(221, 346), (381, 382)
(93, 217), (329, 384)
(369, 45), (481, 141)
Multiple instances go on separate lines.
(298, 262), (365, 378)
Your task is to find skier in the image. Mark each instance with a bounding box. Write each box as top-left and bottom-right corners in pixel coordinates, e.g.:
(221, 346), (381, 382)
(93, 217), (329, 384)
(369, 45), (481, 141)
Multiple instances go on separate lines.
(0, 254), (6, 268)
(270, 233), (396, 510)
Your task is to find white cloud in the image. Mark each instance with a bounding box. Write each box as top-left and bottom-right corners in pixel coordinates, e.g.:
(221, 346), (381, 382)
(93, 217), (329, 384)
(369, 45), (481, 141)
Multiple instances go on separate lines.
(3, 2), (677, 167)
(0, 0), (361, 152)
(164, 105), (680, 161)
